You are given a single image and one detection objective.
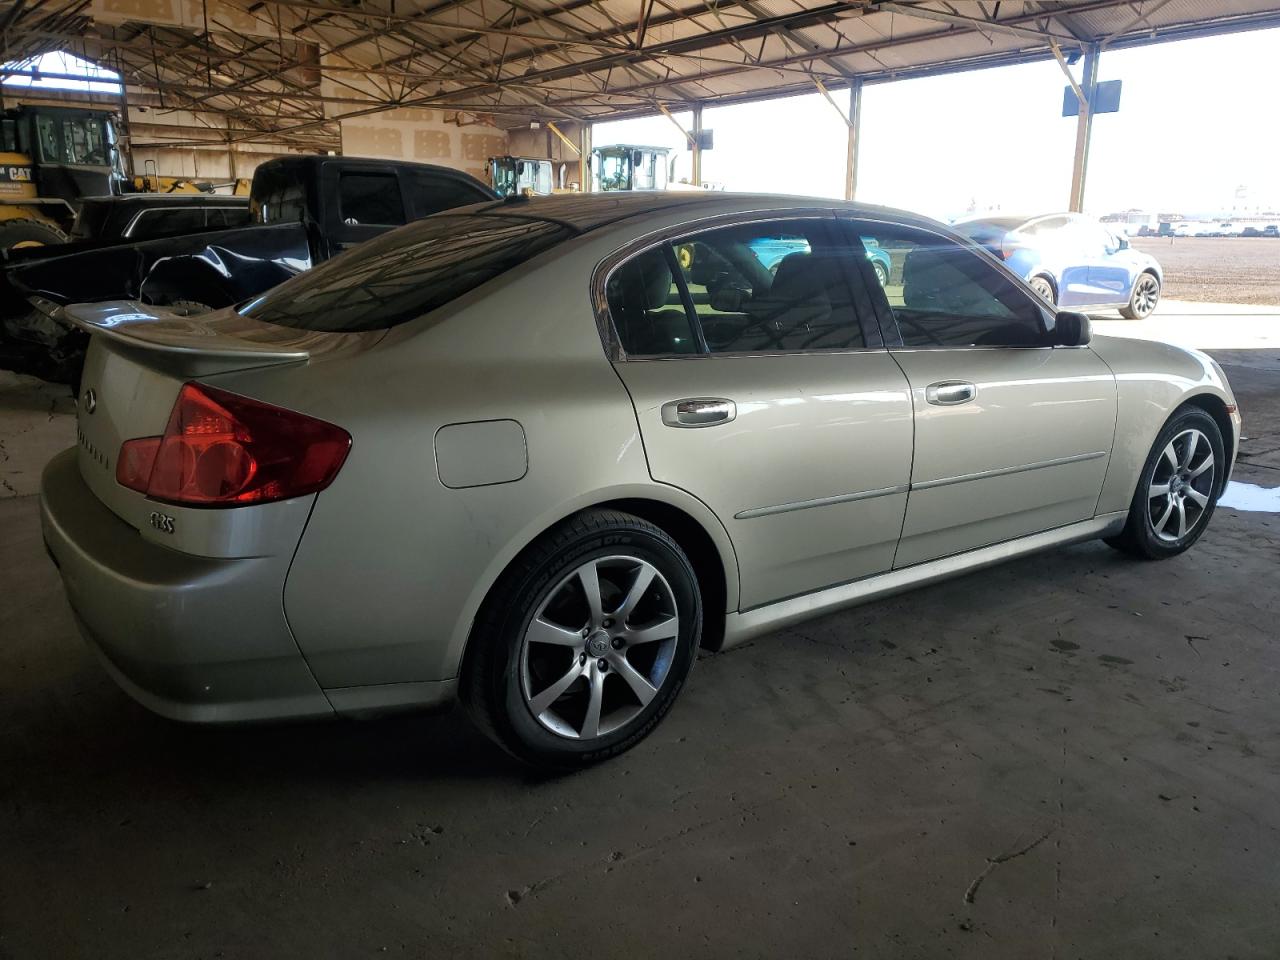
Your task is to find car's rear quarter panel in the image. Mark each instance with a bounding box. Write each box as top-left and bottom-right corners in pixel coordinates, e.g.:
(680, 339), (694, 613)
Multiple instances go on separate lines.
(220, 237), (735, 690)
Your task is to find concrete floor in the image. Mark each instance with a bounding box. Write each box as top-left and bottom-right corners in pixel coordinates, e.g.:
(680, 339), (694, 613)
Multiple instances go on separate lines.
(2, 306), (1279, 959)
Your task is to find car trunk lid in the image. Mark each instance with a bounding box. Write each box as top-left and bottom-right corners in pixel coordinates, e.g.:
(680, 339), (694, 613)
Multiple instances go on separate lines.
(70, 301), (373, 555)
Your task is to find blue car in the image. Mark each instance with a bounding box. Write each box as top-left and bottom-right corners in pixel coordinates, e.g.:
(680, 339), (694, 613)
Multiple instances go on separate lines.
(953, 213), (1164, 319)
(748, 235), (893, 286)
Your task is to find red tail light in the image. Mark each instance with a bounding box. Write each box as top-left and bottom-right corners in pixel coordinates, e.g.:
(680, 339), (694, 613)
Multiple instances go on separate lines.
(116, 382), (351, 507)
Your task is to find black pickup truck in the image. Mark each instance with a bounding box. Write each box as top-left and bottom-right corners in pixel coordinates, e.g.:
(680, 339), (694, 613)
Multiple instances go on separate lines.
(0, 155), (496, 382)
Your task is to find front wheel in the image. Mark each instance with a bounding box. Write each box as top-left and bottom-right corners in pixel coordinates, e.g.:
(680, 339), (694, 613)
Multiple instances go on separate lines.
(1106, 408), (1224, 559)
(871, 260), (889, 287)
(464, 509), (702, 768)
(1120, 272), (1160, 319)
(1028, 275), (1056, 305)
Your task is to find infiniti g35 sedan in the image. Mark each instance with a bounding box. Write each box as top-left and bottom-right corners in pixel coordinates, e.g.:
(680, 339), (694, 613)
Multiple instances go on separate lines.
(41, 193), (1239, 768)
(953, 213), (1164, 319)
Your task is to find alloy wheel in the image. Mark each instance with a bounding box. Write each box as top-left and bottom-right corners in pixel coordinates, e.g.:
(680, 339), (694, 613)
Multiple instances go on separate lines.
(1147, 428), (1215, 542)
(520, 556), (680, 740)
(1132, 274), (1160, 317)
(1029, 276), (1055, 304)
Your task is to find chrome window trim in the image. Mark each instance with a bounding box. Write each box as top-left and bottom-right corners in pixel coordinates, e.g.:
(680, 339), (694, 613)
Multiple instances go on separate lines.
(591, 206), (893, 363)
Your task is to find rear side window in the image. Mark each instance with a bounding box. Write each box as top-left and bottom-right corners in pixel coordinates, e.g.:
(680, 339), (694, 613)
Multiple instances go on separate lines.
(606, 247), (699, 356)
(406, 170), (491, 218)
(128, 207), (206, 240)
(606, 218), (869, 356)
(240, 214), (573, 332)
(339, 172), (405, 226)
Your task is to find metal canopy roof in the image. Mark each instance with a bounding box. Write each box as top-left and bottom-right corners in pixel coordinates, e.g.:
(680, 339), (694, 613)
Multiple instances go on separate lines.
(3, 0), (1279, 151)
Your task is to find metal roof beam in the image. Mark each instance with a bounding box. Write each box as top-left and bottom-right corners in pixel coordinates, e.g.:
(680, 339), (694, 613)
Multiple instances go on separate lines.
(871, 1), (1077, 44)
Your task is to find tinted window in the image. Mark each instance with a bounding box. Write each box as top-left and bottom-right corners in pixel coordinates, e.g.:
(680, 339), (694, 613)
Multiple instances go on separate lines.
(856, 224), (1046, 347)
(606, 247), (699, 356)
(240, 214), (572, 332)
(206, 206), (250, 228)
(252, 168), (308, 224)
(339, 172), (405, 226)
(128, 207), (206, 240)
(405, 171), (490, 218)
(674, 220), (865, 353)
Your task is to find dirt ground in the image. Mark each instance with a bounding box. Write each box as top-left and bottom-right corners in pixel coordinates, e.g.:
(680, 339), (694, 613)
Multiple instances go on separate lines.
(2, 329), (1280, 956)
(1133, 237), (1280, 305)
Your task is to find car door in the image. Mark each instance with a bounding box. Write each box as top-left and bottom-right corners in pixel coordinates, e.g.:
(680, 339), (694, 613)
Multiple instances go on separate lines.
(603, 214), (915, 610)
(1023, 216), (1094, 307)
(847, 218), (1118, 568)
(1085, 223), (1141, 306)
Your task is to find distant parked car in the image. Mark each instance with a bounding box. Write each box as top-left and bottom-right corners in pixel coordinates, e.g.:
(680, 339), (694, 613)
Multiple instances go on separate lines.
(1264, 225), (1279, 238)
(954, 213), (1164, 319)
(70, 194), (251, 244)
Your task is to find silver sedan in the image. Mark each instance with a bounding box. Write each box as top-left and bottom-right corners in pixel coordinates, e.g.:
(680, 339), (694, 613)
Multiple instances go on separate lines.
(41, 193), (1240, 768)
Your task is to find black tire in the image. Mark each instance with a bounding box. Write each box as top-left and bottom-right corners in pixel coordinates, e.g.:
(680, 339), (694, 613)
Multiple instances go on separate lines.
(1120, 271), (1160, 319)
(0, 218), (68, 253)
(1106, 407), (1224, 560)
(872, 260), (889, 287)
(165, 300), (214, 316)
(1028, 275), (1057, 305)
(463, 509), (702, 769)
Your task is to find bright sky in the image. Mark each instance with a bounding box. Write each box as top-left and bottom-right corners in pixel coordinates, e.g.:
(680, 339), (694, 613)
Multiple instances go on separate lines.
(593, 26), (1280, 221)
(0, 51), (122, 95)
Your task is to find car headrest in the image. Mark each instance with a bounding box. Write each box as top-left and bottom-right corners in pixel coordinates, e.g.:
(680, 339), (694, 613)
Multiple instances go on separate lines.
(609, 252), (674, 313)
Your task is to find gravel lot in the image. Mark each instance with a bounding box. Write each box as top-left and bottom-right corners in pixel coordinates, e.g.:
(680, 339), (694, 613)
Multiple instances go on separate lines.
(1133, 237), (1280, 305)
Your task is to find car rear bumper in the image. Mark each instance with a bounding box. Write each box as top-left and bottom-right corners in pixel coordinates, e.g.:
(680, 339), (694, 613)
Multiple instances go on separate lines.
(40, 447), (334, 723)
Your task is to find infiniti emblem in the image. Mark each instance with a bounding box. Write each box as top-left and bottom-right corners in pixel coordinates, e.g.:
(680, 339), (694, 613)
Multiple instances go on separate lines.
(81, 388), (97, 414)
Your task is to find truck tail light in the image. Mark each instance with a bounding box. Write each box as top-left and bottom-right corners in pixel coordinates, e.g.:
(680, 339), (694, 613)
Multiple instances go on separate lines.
(117, 382), (351, 507)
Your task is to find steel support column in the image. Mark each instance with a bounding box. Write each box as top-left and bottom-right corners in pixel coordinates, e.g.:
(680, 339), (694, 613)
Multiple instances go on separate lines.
(1068, 43), (1100, 213)
(846, 79), (863, 201)
(691, 103), (703, 187)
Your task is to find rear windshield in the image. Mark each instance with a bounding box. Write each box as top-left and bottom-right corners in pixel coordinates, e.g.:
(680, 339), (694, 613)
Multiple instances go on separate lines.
(239, 213), (573, 332)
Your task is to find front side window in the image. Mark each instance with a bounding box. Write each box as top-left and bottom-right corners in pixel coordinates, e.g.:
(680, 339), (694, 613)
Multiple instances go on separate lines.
(61, 117), (107, 164)
(854, 223), (1046, 348)
(405, 170), (490, 218)
(339, 171), (405, 226)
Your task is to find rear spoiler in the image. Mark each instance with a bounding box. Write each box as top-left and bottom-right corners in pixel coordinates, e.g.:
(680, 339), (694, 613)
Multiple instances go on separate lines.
(63, 300), (310, 376)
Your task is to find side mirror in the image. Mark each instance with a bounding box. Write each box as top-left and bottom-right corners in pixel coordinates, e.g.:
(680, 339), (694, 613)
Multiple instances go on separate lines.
(1052, 311), (1091, 347)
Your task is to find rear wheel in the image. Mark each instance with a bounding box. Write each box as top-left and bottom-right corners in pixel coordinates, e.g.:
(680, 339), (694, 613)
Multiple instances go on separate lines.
(464, 509), (701, 768)
(0, 218), (67, 253)
(1120, 271), (1160, 319)
(1028, 275), (1056, 305)
(1106, 408), (1223, 559)
(871, 260), (889, 287)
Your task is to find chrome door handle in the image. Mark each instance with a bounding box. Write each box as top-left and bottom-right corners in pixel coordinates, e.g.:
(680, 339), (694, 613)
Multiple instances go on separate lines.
(661, 398), (737, 428)
(925, 380), (977, 406)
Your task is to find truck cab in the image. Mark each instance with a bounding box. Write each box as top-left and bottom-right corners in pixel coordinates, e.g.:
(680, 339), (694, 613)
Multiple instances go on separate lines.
(590, 144), (671, 192)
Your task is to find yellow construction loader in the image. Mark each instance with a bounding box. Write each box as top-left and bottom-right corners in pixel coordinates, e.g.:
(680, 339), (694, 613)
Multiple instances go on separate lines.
(0, 103), (247, 252)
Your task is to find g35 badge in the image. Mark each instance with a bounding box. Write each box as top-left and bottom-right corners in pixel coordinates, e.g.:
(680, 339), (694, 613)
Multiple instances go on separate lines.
(148, 511), (176, 535)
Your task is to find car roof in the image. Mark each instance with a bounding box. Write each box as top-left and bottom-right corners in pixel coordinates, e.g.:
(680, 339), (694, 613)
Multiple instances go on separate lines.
(466, 192), (947, 236)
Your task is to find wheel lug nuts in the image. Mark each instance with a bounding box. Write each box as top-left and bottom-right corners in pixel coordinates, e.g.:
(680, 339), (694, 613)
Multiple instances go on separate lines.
(611, 637), (624, 649)
(582, 628), (590, 637)
(597, 659), (609, 671)
(579, 653), (587, 665)
(602, 618), (614, 628)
